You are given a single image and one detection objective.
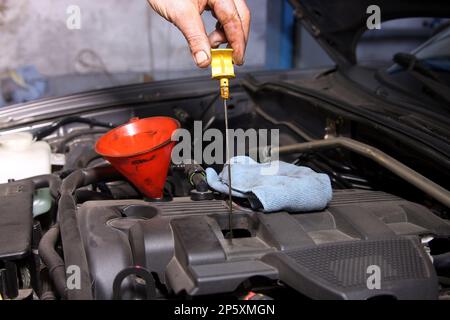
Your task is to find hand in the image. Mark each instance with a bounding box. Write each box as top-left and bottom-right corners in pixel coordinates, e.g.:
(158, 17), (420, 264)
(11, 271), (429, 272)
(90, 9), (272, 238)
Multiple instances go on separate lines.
(147, 0), (250, 68)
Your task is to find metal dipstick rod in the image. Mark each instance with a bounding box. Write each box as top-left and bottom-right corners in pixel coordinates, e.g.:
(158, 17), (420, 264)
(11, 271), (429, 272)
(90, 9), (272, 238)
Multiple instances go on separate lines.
(211, 48), (236, 242)
(223, 98), (234, 241)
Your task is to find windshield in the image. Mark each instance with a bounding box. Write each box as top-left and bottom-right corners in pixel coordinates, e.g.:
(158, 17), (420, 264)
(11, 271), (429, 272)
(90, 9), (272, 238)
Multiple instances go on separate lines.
(388, 25), (450, 73)
(381, 24), (450, 105)
(411, 25), (450, 71)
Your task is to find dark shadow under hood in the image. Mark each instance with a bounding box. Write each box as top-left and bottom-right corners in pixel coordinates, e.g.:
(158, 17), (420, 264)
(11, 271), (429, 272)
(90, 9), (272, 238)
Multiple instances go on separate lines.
(289, 0), (450, 66)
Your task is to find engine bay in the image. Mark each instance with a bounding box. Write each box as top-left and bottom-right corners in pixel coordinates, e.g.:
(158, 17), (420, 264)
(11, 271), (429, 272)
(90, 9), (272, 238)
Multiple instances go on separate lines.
(1, 80), (450, 301)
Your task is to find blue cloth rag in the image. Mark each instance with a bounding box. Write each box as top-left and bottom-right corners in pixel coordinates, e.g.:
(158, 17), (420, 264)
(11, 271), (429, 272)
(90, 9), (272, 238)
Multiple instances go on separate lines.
(206, 156), (332, 213)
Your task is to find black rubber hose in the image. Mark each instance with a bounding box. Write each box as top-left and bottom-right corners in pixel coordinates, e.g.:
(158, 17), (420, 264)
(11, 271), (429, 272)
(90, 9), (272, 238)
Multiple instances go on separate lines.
(55, 129), (108, 153)
(15, 175), (61, 199)
(72, 150), (104, 169)
(184, 163), (209, 192)
(38, 224), (67, 299)
(75, 190), (114, 203)
(434, 252), (450, 277)
(39, 268), (57, 300)
(30, 174), (61, 199)
(34, 116), (116, 141)
(57, 165), (123, 300)
(39, 269), (56, 300)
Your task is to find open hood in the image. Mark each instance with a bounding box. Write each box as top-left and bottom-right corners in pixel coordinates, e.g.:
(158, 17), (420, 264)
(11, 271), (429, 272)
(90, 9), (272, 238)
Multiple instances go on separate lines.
(289, 0), (450, 66)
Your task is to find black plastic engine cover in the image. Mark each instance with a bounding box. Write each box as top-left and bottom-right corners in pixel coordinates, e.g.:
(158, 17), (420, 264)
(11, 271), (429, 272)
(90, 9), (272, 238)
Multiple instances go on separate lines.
(78, 189), (450, 300)
(0, 180), (34, 260)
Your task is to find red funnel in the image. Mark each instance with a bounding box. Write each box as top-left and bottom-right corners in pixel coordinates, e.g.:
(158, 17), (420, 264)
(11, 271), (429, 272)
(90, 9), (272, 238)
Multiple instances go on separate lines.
(95, 117), (180, 199)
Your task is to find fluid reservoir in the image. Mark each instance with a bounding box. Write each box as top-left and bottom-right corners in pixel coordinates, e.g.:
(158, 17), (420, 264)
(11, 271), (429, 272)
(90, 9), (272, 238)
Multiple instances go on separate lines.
(0, 132), (51, 183)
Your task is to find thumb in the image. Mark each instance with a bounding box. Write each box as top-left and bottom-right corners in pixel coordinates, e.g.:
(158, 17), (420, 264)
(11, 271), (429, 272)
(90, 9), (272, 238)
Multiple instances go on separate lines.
(172, 8), (211, 68)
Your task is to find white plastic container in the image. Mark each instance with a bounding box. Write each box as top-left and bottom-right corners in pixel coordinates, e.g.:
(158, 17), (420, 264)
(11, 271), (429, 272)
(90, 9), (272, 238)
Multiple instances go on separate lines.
(0, 132), (51, 183)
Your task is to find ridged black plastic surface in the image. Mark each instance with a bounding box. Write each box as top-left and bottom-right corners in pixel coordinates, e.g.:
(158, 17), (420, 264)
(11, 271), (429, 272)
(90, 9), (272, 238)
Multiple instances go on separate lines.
(0, 180), (34, 260)
(286, 238), (428, 288)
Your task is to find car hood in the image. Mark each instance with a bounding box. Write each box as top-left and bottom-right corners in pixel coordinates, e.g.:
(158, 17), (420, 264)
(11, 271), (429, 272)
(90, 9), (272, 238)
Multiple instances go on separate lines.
(289, 0), (450, 66)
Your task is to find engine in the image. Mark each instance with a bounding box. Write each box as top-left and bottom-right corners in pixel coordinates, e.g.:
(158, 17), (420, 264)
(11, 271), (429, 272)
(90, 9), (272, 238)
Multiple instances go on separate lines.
(77, 189), (450, 300)
(1, 108), (450, 301)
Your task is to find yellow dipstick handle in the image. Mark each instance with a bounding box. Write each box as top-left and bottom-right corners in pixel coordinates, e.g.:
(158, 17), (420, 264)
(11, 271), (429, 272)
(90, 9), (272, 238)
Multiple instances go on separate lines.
(211, 49), (235, 99)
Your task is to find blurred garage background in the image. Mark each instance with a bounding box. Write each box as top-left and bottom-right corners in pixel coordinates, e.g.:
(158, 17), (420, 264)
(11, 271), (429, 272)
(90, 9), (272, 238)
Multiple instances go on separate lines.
(0, 0), (447, 107)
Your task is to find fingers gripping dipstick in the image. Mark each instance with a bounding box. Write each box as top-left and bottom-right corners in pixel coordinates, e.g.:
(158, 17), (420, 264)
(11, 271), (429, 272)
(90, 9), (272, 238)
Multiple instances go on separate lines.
(211, 49), (235, 242)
